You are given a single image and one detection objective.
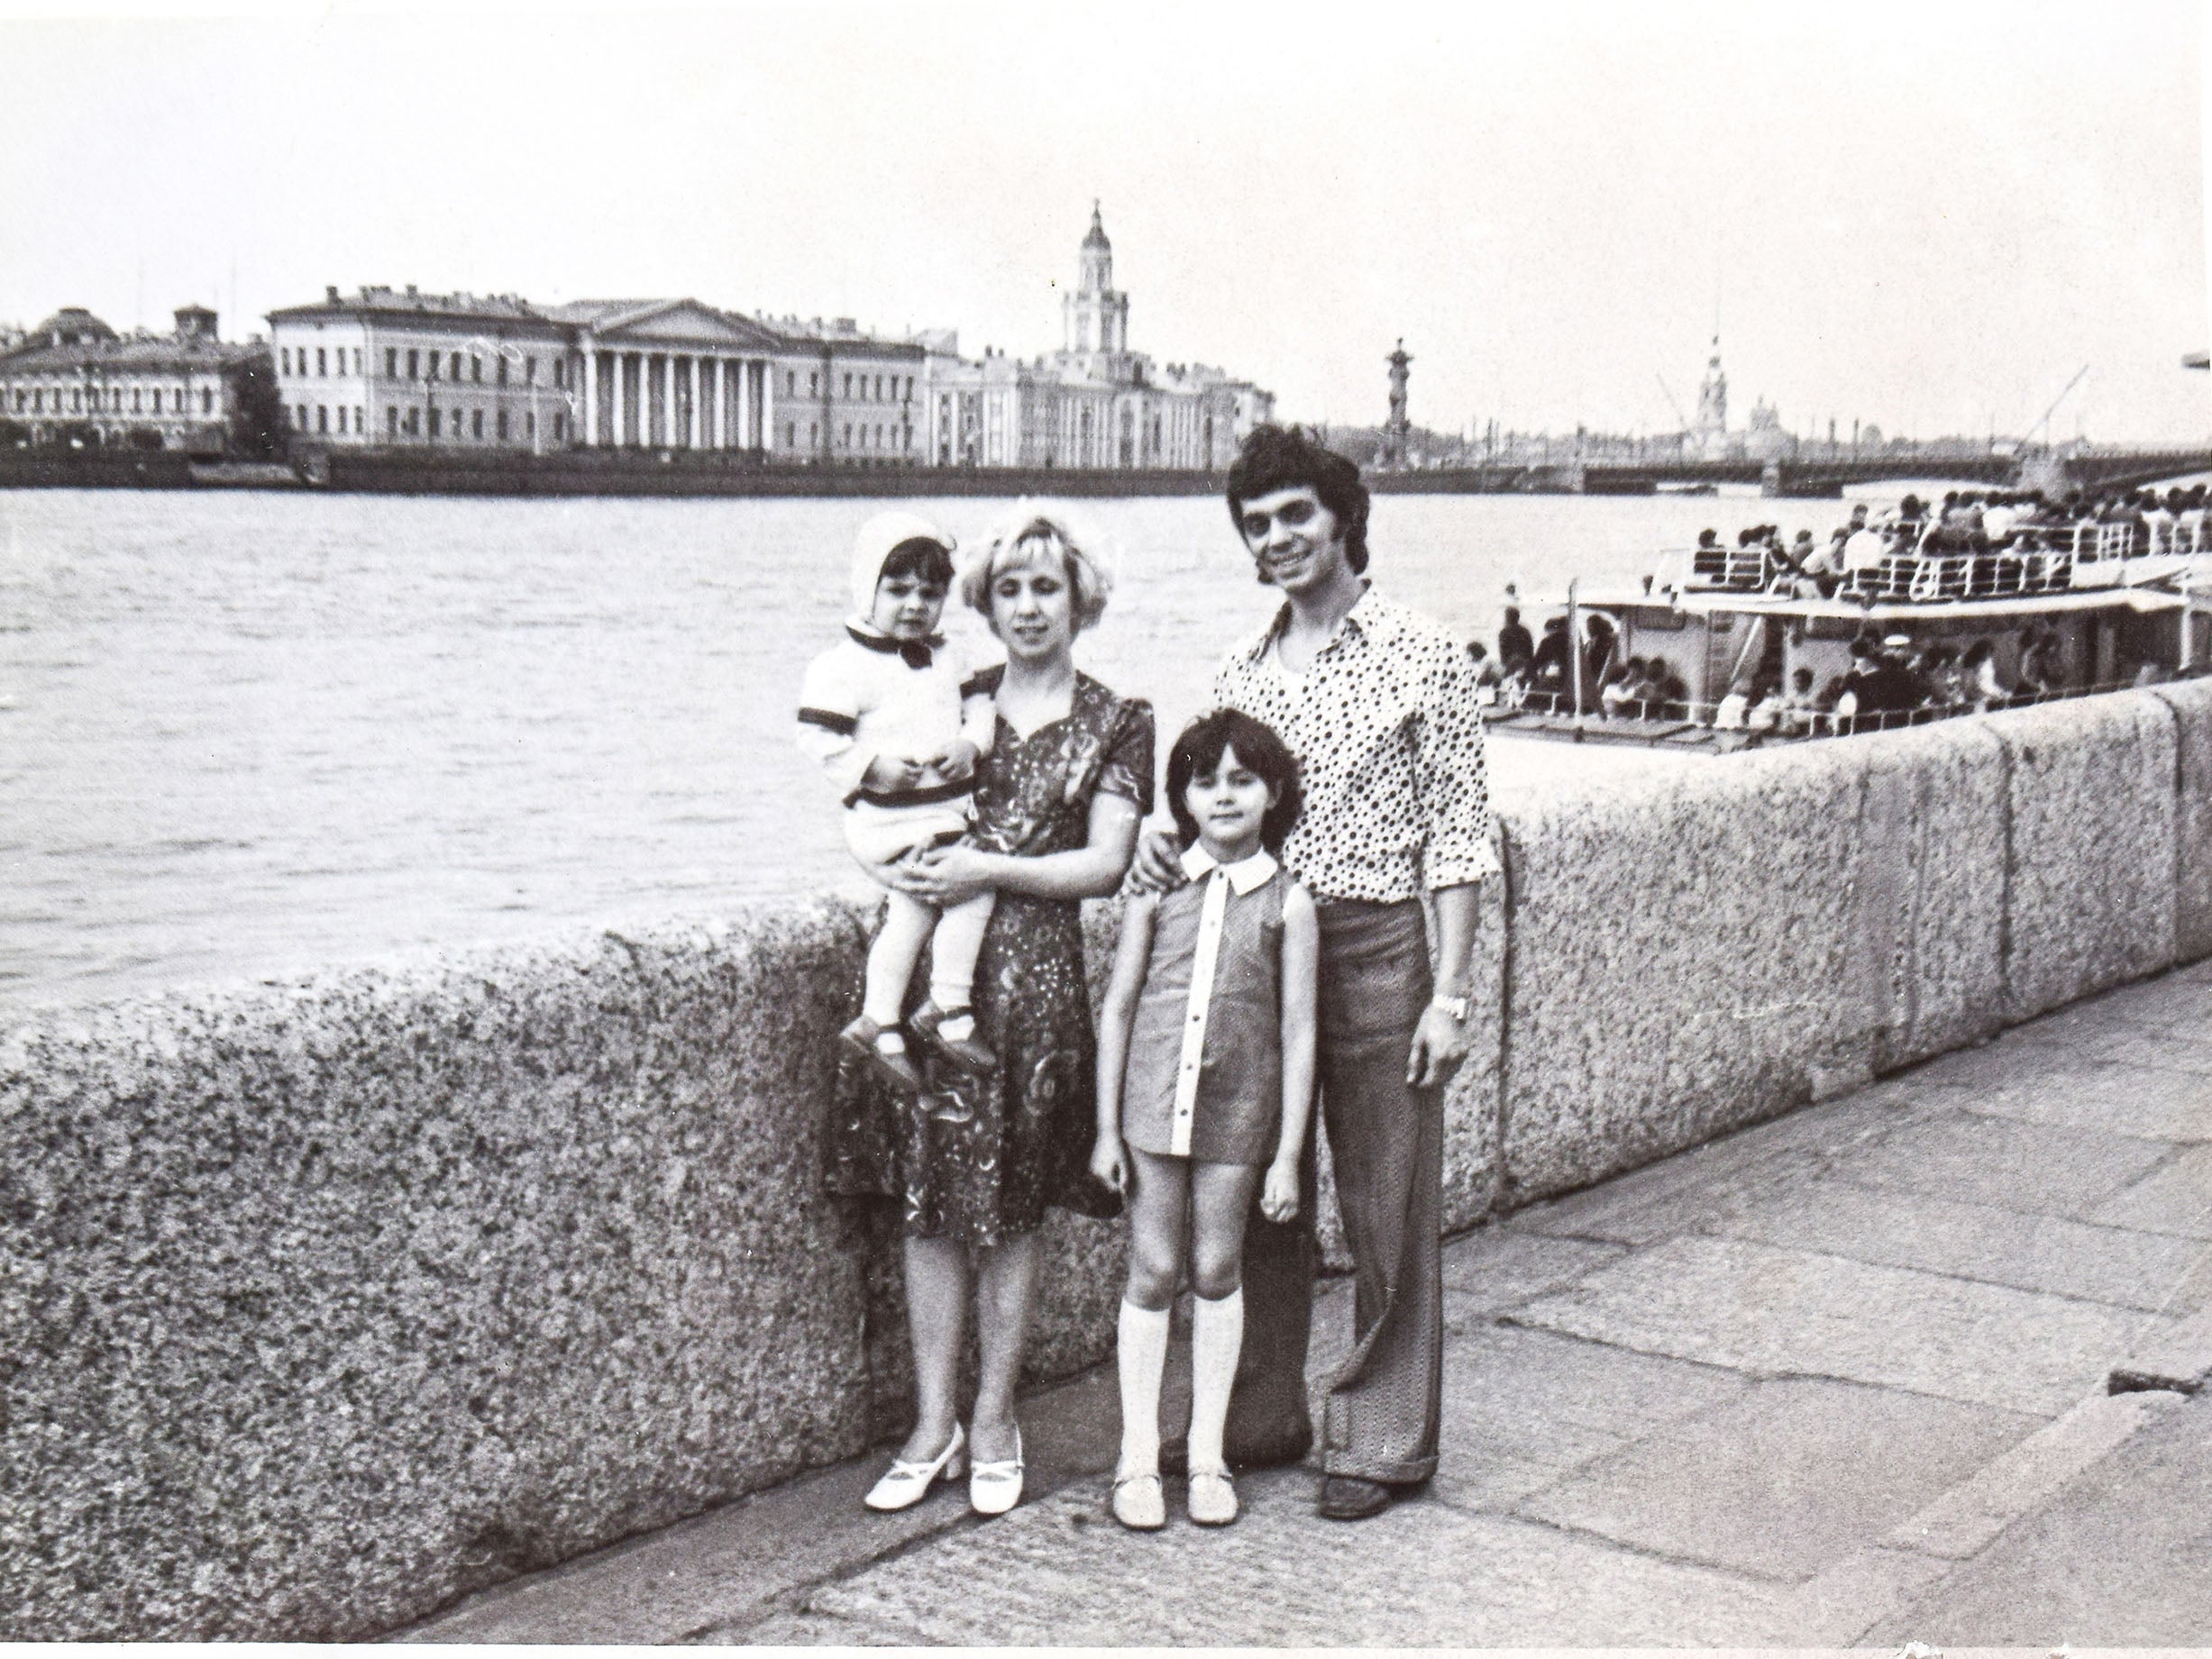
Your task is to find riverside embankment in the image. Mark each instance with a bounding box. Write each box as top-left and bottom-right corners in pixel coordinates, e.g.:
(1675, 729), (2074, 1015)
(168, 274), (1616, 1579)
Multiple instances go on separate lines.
(4, 679), (2208, 1639)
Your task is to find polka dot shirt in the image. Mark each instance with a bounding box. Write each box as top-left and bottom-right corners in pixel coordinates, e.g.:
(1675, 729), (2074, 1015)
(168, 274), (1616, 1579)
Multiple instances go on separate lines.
(1213, 586), (1501, 904)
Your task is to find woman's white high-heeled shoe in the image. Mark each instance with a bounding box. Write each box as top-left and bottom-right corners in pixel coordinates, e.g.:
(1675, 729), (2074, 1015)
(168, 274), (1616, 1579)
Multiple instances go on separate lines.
(863, 1423), (966, 1512)
(967, 1427), (1025, 1516)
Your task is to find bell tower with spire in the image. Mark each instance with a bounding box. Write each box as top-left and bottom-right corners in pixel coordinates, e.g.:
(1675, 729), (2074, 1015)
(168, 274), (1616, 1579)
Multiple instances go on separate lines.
(1693, 335), (1729, 457)
(1061, 201), (1133, 375)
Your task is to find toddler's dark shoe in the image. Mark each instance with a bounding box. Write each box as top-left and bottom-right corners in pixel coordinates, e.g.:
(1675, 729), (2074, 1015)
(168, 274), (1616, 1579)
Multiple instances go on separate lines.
(838, 1016), (924, 1097)
(909, 1001), (997, 1075)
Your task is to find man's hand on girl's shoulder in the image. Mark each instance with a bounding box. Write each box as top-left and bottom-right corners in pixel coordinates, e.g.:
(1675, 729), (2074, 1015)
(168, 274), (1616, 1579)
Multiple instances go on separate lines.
(1127, 826), (1187, 894)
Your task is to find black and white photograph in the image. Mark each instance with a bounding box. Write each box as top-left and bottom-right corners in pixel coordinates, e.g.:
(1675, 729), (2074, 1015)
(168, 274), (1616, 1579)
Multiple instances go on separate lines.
(2, 0), (2208, 1645)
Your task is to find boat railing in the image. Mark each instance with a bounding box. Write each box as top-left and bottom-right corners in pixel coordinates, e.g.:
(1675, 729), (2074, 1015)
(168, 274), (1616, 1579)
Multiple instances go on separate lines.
(1659, 519), (2212, 606)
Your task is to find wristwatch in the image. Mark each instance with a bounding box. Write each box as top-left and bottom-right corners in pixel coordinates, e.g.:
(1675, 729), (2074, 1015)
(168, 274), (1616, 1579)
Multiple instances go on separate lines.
(1430, 991), (1471, 1023)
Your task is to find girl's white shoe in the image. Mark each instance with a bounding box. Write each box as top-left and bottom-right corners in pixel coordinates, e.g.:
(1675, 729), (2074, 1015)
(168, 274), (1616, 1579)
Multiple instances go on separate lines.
(1111, 1470), (1166, 1531)
(863, 1423), (966, 1512)
(967, 1427), (1025, 1516)
(1187, 1466), (1239, 1527)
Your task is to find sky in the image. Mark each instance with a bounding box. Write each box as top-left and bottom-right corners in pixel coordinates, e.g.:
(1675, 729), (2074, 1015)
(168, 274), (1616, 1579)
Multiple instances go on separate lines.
(1, 0), (2207, 443)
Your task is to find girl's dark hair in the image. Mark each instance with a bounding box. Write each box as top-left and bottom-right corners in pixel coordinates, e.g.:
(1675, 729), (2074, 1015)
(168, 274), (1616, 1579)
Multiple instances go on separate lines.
(1165, 709), (1303, 853)
(880, 536), (955, 588)
(1224, 424), (1370, 578)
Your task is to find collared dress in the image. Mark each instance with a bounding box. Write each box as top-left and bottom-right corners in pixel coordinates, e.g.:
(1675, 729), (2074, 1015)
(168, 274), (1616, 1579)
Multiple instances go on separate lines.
(1120, 845), (1290, 1167)
(821, 668), (1155, 1246)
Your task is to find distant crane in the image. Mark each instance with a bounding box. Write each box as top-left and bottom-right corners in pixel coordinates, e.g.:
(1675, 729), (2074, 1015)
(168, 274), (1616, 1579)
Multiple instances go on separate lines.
(1655, 373), (1689, 433)
(2030, 364), (2090, 448)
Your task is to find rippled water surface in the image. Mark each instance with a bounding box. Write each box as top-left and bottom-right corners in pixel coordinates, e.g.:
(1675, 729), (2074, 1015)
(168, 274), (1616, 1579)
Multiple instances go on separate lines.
(3, 485), (1878, 1018)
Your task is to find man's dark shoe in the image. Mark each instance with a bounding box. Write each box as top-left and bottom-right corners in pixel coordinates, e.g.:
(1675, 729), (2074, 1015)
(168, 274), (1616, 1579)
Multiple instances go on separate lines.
(1159, 1417), (1312, 1476)
(1316, 1474), (1394, 1521)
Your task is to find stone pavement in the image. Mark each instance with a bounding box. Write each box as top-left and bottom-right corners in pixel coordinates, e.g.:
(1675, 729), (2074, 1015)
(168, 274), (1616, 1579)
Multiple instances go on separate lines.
(401, 958), (2212, 1647)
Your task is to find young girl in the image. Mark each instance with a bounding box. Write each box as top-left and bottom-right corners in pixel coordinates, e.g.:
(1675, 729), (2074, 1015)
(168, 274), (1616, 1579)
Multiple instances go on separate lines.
(1092, 709), (1317, 1530)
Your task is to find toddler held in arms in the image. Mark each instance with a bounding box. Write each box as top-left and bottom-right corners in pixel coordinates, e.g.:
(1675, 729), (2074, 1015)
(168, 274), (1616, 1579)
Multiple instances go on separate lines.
(1092, 710), (1318, 1530)
(797, 511), (997, 1116)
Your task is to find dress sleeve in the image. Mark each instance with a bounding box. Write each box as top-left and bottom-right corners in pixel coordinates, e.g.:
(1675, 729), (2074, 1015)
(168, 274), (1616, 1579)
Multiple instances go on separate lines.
(1095, 697), (1156, 816)
(956, 642), (999, 757)
(1412, 637), (1502, 889)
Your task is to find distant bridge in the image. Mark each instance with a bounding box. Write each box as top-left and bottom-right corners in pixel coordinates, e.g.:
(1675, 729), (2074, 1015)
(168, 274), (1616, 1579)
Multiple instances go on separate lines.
(1366, 444), (2212, 498)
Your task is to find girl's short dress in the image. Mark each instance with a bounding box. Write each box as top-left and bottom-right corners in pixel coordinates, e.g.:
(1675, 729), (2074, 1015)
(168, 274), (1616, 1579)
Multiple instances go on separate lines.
(1121, 848), (1289, 1166)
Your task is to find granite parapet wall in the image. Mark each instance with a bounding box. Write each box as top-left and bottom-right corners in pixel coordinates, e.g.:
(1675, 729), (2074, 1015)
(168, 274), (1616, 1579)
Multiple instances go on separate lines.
(3, 686), (2206, 1638)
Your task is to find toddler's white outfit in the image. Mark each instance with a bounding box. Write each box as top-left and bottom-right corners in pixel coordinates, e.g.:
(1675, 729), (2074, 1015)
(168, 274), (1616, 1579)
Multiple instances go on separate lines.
(796, 512), (999, 1054)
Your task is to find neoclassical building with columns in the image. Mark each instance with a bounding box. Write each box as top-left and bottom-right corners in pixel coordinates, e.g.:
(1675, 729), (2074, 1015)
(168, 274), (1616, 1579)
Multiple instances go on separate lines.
(550, 298), (782, 451)
(270, 287), (793, 457)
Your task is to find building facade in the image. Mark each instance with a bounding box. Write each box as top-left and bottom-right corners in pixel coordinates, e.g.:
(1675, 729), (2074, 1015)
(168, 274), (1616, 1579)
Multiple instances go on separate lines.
(270, 287), (788, 455)
(761, 315), (926, 465)
(553, 298), (783, 453)
(0, 305), (278, 455)
(925, 205), (1274, 471)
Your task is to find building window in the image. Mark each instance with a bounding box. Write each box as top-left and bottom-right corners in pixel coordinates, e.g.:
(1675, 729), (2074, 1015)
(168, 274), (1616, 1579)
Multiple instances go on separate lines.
(471, 356), (482, 384)
(281, 348), (292, 375)
(405, 406), (419, 435)
(809, 421), (818, 447)
(496, 409), (508, 441)
(450, 351), (462, 379)
(785, 421), (796, 447)
(132, 387), (142, 413)
(552, 412), (564, 442)
(808, 371), (818, 396)
(471, 409), (483, 439)
(428, 407), (443, 439)
(294, 403), (306, 428)
(151, 389), (160, 414)
(386, 348), (398, 378)
(388, 406), (398, 437)
(496, 356), (508, 387)
(786, 369), (797, 396)
(316, 406), (329, 433)
(354, 406), (364, 433)
(201, 388), (212, 414)
(316, 348), (327, 376)
(842, 373), (852, 399)
(424, 351), (435, 382)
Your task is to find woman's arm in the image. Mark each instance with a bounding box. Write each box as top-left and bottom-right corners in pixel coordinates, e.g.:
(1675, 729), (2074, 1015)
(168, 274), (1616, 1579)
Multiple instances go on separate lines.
(1263, 884), (1319, 1224)
(1090, 893), (1157, 1195)
(891, 791), (1142, 907)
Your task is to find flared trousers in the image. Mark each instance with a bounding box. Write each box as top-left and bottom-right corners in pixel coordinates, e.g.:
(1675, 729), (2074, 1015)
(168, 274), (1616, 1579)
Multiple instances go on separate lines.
(1229, 896), (1444, 1483)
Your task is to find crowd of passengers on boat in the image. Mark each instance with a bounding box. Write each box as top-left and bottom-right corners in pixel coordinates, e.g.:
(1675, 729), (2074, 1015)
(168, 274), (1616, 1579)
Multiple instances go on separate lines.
(1465, 482), (2212, 743)
(1675, 483), (2212, 603)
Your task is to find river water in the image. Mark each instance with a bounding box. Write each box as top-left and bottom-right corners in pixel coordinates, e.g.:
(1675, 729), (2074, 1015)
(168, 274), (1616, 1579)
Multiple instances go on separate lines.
(1, 485), (1884, 1019)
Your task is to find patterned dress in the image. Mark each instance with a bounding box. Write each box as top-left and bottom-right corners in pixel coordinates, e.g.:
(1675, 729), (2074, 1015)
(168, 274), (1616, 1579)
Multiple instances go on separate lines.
(822, 669), (1155, 1247)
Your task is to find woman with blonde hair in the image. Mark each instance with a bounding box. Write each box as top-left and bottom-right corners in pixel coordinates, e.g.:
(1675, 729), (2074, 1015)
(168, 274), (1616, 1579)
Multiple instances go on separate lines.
(823, 506), (1154, 1519)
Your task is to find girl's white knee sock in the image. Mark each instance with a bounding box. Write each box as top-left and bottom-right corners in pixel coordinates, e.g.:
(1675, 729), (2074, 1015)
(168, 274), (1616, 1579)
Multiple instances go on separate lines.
(1188, 1287), (1245, 1476)
(1116, 1299), (1170, 1477)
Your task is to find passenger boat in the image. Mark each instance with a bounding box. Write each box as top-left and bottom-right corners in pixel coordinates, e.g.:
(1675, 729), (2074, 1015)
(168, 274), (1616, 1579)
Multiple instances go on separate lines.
(1488, 519), (2212, 751)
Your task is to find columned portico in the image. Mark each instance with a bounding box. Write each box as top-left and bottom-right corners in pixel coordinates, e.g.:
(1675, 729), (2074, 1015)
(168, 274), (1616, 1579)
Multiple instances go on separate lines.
(544, 303), (790, 458)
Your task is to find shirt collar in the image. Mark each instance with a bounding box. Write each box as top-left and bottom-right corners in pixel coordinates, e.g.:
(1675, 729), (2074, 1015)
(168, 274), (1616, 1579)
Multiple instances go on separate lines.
(1243, 580), (1382, 661)
(1180, 843), (1279, 894)
(845, 619), (945, 666)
